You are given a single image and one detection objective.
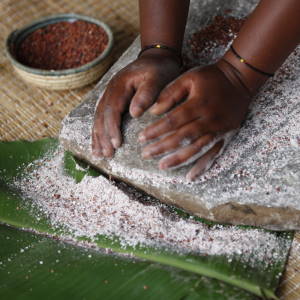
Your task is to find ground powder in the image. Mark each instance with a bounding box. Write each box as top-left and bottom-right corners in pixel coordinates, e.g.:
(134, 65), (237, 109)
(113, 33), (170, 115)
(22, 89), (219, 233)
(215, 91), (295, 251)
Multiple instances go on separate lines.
(14, 148), (289, 266)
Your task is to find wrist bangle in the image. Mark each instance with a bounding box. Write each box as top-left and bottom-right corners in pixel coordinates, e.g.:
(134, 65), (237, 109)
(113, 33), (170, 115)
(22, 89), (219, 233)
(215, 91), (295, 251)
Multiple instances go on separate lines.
(138, 44), (182, 66)
(230, 45), (274, 77)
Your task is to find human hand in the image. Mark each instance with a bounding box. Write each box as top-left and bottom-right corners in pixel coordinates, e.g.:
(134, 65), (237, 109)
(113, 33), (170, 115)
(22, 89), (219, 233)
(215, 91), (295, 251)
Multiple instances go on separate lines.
(139, 61), (252, 181)
(92, 50), (181, 157)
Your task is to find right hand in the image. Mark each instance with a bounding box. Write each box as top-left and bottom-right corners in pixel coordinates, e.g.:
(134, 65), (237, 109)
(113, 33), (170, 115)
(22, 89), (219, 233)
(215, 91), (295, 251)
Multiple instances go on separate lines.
(92, 49), (181, 157)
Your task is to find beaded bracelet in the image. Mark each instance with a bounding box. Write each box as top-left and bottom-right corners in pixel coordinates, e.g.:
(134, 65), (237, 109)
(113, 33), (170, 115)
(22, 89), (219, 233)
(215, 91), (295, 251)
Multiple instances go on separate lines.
(230, 46), (274, 77)
(138, 44), (182, 66)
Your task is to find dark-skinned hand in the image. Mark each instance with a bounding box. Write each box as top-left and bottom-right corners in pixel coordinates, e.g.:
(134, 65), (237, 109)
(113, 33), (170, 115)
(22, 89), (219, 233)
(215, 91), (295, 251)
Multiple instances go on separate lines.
(92, 50), (181, 157)
(139, 61), (252, 181)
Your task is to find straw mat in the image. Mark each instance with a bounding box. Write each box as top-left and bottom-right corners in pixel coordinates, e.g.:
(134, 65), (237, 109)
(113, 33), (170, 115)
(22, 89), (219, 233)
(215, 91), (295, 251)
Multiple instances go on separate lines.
(0, 0), (138, 140)
(0, 1), (299, 299)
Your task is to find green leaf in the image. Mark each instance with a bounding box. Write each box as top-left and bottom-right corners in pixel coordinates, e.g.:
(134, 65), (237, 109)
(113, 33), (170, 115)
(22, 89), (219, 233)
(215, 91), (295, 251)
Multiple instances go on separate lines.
(0, 139), (58, 182)
(0, 225), (256, 300)
(0, 139), (292, 299)
(63, 151), (98, 183)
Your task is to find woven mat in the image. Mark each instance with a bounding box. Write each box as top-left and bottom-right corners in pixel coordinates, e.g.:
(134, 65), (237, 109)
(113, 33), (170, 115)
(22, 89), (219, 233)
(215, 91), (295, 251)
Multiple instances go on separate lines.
(0, 1), (299, 299)
(0, 0), (138, 140)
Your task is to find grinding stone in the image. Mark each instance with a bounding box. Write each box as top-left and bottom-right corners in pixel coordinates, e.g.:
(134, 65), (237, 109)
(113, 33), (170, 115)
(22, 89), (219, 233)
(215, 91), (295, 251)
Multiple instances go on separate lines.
(60, 0), (300, 230)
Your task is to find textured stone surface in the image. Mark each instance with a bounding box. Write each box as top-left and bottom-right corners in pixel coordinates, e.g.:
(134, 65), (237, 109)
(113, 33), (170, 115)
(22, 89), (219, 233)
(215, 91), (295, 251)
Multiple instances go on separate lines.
(60, 0), (300, 230)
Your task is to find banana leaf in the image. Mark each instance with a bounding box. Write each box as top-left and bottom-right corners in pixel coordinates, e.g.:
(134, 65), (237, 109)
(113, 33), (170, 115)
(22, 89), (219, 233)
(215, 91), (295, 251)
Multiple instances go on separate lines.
(0, 225), (257, 300)
(0, 139), (293, 299)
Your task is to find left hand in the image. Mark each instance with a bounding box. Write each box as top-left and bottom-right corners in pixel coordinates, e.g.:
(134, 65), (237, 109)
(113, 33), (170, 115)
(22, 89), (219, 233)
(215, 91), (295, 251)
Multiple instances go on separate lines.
(139, 61), (252, 181)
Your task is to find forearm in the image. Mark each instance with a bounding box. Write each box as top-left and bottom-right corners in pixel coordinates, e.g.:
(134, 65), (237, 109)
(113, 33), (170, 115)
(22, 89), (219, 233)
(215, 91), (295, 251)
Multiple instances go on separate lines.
(222, 0), (300, 94)
(139, 0), (190, 53)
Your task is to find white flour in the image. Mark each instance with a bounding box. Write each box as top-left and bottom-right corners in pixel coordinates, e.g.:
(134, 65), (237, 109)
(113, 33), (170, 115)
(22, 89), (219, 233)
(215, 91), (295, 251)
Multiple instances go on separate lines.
(14, 149), (290, 266)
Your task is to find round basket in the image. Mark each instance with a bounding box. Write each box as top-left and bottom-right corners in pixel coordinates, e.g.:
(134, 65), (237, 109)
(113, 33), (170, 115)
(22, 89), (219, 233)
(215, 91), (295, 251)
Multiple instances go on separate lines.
(5, 14), (114, 90)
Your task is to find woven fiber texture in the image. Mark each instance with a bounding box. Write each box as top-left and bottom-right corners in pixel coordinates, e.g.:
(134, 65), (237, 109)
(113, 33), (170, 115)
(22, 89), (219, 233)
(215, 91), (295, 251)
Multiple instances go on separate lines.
(0, 1), (299, 299)
(0, 0), (138, 141)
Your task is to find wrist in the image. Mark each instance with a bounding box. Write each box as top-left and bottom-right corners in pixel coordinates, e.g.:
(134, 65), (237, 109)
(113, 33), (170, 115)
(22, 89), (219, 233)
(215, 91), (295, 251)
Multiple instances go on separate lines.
(216, 59), (252, 105)
(220, 49), (269, 95)
(139, 47), (182, 67)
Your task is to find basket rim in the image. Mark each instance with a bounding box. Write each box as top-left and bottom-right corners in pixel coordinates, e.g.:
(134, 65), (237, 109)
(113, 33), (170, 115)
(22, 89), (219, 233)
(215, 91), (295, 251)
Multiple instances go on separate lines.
(5, 13), (114, 77)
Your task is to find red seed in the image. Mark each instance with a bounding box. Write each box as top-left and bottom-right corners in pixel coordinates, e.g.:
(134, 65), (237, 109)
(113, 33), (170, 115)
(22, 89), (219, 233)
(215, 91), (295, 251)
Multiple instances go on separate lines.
(184, 15), (245, 68)
(17, 20), (108, 70)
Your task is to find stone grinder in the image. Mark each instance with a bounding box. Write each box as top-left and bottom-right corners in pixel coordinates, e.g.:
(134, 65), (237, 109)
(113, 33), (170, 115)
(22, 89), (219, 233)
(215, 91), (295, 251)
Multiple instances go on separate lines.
(60, 0), (300, 231)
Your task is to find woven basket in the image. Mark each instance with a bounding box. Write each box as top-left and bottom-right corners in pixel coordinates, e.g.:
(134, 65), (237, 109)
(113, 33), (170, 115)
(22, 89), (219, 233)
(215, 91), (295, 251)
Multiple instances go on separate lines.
(5, 14), (114, 90)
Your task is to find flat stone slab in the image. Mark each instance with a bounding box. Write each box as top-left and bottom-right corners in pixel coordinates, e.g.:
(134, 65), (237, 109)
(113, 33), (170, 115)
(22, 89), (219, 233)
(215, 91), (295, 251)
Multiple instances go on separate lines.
(60, 0), (300, 230)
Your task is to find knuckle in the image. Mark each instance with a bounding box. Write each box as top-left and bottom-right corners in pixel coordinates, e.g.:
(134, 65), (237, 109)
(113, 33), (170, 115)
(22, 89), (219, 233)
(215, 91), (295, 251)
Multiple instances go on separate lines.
(178, 128), (194, 142)
(165, 113), (177, 129)
(199, 105), (212, 118)
(164, 137), (177, 150)
(161, 86), (174, 100)
(109, 73), (129, 89)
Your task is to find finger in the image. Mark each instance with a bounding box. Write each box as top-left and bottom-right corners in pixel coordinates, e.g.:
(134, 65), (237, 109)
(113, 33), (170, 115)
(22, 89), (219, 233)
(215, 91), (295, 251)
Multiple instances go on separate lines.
(92, 108), (115, 157)
(149, 77), (189, 115)
(100, 130), (115, 157)
(92, 117), (103, 157)
(142, 119), (207, 159)
(104, 84), (133, 150)
(104, 106), (122, 149)
(139, 98), (200, 143)
(92, 108), (105, 157)
(186, 140), (224, 181)
(92, 88), (126, 157)
(92, 92), (107, 157)
(158, 134), (216, 170)
(93, 83), (134, 156)
(129, 80), (164, 118)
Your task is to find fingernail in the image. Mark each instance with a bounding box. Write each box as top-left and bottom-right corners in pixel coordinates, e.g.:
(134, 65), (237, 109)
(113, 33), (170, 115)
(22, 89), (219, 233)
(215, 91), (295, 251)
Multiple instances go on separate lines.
(93, 148), (102, 157)
(186, 168), (204, 181)
(138, 133), (146, 143)
(131, 107), (143, 118)
(186, 172), (194, 182)
(103, 148), (110, 157)
(159, 161), (168, 170)
(142, 150), (151, 159)
(149, 104), (158, 114)
(111, 138), (120, 149)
